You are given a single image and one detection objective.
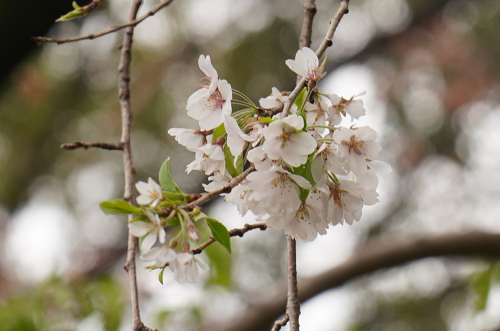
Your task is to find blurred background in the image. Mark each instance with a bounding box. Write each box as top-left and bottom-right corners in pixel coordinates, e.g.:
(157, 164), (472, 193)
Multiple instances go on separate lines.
(2, 0), (500, 330)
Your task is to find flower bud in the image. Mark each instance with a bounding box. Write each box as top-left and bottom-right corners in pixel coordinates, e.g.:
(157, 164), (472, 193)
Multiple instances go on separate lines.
(187, 223), (200, 242)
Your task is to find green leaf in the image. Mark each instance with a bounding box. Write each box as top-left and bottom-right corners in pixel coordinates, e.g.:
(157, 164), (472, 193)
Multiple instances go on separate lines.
(55, 2), (87, 22)
(165, 216), (180, 226)
(223, 144), (241, 177)
(473, 265), (493, 311)
(205, 218), (231, 253)
(100, 200), (141, 215)
(128, 214), (148, 223)
(159, 158), (184, 195)
(294, 87), (307, 109)
(158, 267), (165, 285)
(212, 123), (226, 140)
(291, 154), (316, 202)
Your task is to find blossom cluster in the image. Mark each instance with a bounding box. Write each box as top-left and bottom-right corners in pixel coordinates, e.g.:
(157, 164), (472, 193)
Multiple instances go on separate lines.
(169, 48), (390, 242)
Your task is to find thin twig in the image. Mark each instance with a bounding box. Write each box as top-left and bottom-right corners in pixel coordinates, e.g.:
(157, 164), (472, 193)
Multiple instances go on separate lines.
(192, 222), (267, 255)
(297, 0), (317, 84)
(272, 315), (289, 331)
(33, 0), (176, 45)
(281, 1), (318, 329)
(282, 0), (350, 118)
(286, 236), (300, 331)
(117, 1), (156, 331)
(181, 165), (256, 211)
(61, 141), (123, 150)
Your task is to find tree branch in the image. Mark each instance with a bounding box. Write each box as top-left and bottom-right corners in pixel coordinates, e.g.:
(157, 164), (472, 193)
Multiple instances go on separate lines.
(282, 0), (350, 118)
(32, 0), (176, 45)
(272, 315), (289, 331)
(61, 141), (123, 151)
(181, 165), (256, 211)
(116, 1), (156, 330)
(206, 231), (500, 331)
(286, 236), (300, 331)
(191, 222), (267, 255)
(297, 0), (317, 84)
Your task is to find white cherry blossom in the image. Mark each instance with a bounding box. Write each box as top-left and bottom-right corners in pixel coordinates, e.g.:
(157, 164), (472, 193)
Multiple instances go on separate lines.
(262, 114), (317, 167)
(169, 252), (209, 283)
(135, 178), (163, 207)
(311, 143), (348, 184)
(187, 79), (232, 130)
(168, 128), (208, 152)
(285, 47), (326, 82)
(186, 143), (226, 178)
(246, 165), (311, 213)
(140, 245), (177, 267)
(128, 211), (166, 253)
(332, 126), (382, 175)
(198, 54), (218, 94)
(264, 188), (329, 242)
(323, 180), (378, 225)
(329, 92), (366, 121)
(259, 87), (288, 109)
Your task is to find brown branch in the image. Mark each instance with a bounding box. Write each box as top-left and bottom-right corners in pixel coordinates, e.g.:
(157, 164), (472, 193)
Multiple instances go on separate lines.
(280, 2), (318, 328)
(272, 315), (289, 331)
(192, 222), (267, 255)
(286, 236), (300, 331)
(206, 231), (500, 331)
(33, 0), (176, 45)
(297, 0), (317, 84)
(116, 1), (156, 331)
(282, 0), (350, 118)
(181, 164), (256, 211)
(61, 141), (123, 151)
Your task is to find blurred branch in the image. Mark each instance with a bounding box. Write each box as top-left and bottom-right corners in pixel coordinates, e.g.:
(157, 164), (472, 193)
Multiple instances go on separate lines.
(286, 236), (300, 331)
(207, 231), (500, 331)
(297, 0), (317, 85)
(61, 141), (123, 151)
(32, 0), (176, 45)
(272, 315), (289, 331)
(282, 0), (350, 117)
(192, 222), (267, 255)
(116, 1), (156, 331)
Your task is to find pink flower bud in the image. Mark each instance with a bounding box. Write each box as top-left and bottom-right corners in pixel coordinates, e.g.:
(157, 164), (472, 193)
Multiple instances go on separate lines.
(187, 223), (200, 242)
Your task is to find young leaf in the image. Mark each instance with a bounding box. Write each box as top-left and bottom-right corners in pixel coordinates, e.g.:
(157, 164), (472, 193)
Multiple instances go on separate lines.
(56, 1), (87, 22)
(473, 265), (493, 311)
(294, 87), (307, 109)
(291, 154), (316, 202)
(159, 158), (184, 195)
(158, 267), (165, 285)
(100, 200), (141, 215)
(212, 123), (226, 140)
(128, 214), (148, 223)
(205, 218), (231, 253)
(223, 144), (240, 177)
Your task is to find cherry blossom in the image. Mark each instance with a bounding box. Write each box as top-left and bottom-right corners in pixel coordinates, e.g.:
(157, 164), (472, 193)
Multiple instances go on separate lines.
(140, 245), (177, 267)
(285, 47), (326, 82)
(329, 92), (366, 121)
(135, 178), (163, 207)
(168, 128), (208, 152)
(264, 188), (329, 242)
(323, 180), (378, 225)
(128, 211), (166, 253)
(246, 165), (311, 213)
(169, 252), (209, 283)
(262, 114), (317, 167)
(187, 79), (232, 130)
(332, 126), (382, 175)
